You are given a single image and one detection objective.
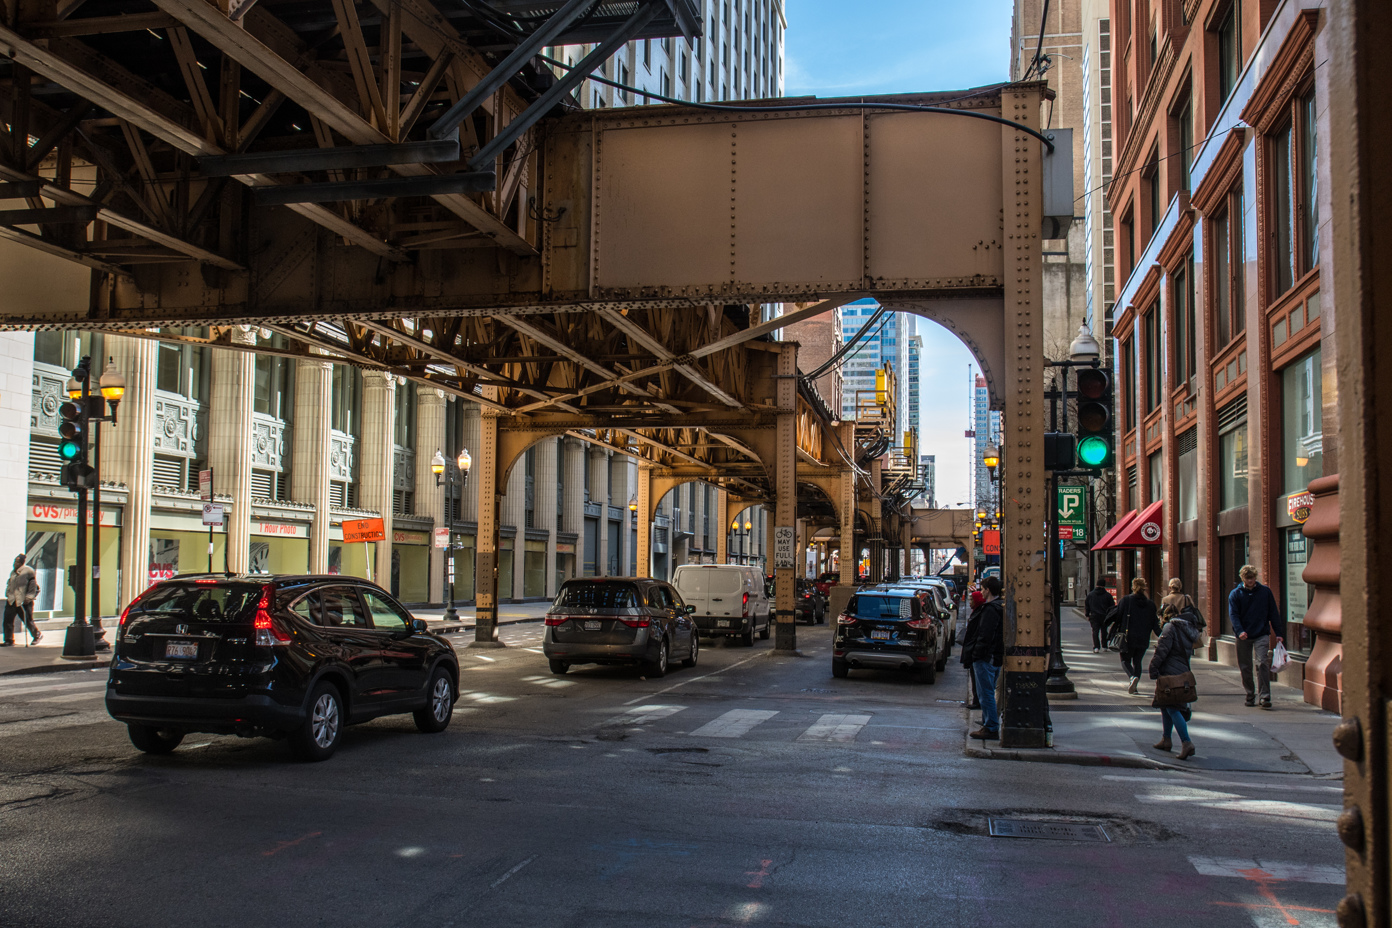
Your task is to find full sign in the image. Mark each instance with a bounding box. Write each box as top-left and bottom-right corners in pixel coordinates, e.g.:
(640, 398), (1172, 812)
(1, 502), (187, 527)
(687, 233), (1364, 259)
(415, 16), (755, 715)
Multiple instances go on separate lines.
(201, 503), (224, 526)
(773, 526), (796, 570)
(1057, 484), (1087, 542)
(342, 517), (386, 543)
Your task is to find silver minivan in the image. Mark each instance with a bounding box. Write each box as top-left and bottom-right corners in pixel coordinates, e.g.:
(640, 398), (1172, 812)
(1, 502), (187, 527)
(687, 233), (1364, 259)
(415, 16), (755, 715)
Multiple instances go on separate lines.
(671, 564), (771, 645)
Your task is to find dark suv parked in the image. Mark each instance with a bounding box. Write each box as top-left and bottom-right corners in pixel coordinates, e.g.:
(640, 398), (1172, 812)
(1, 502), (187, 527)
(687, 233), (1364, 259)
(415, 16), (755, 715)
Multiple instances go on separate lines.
(832, 590), (941, 682)
(106, 575), (459, 761)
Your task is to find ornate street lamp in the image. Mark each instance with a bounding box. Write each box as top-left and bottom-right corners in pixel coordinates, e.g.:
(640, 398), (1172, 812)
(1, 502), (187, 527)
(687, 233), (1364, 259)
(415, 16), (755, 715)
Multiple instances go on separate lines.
(433, 447), (471, 622)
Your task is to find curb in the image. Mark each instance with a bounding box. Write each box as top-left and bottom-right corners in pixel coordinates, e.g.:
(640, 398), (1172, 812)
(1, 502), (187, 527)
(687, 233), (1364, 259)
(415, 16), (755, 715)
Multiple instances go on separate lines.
(963, 739), (1184, 771)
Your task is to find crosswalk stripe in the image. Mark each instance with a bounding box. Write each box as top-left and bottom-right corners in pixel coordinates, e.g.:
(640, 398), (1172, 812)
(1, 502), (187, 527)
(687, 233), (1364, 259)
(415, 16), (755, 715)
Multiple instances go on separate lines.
(1189, 856), (1344, 884)
(34, 691), (107, 704)
(1137, 792), (1339, 823)
(797, 713), (872, 742)
(0, 673), (105, 689)
(602, 704), (687, 727)
(689, 709), (778, 738)
(0, 680), (108, 699)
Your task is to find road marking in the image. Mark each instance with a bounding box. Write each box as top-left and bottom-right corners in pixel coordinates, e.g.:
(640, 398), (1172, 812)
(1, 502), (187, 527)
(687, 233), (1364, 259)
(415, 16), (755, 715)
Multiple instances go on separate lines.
(1103, 774), (1344, 794)
(34, 691), (107, 704)
(797, 713), (872, 742)
(0, 679), (107, 698)
(1138, 790), (1339, 822)
(262, 831), (322, 857)
(1189, 856), (1344, 885)
(473, 654), (497, 662)
(745, 858), (773, 889)
(621, 652), (767, 706)
(689, 709), (778, 738)
(602, 704), (687, 726)
(490, 855), (537, 889)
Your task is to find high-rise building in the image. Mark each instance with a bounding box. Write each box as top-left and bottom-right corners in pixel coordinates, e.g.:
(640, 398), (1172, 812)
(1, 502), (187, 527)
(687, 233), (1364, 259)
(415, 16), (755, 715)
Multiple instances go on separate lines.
(838, 301), (910, 437)
(972, 376), (1002, 510)
(908, 334), (922, 445)
(918, 454), (936, 508)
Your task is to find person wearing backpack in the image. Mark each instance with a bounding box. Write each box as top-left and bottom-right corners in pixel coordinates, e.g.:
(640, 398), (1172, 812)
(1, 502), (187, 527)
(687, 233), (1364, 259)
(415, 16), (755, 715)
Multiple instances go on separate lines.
(1149, 607), (1203, 760)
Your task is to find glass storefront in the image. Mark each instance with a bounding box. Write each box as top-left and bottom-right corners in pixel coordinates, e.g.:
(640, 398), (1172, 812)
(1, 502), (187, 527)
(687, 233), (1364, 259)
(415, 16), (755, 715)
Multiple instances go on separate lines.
(1280, 526), (1314, 655)
(328, 541), (371, 579)
(523, 540), (547, 598)
(150, 530), (229, 582)
(499, 537), (514, 600)
(25, 504), (121, 618)
(452, 534), (476, 602)
(1216, 532), (1250, 637)
(1281, 348), (1324, 493)
(391, 531), (430, 603)
(1177, 444), (1198, 522)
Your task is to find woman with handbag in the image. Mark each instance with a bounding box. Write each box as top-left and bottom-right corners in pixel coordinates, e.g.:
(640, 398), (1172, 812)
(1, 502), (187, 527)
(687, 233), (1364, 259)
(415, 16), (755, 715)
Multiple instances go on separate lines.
(1149, 607), (1203, 760)
(1110, 578), (1162, 694)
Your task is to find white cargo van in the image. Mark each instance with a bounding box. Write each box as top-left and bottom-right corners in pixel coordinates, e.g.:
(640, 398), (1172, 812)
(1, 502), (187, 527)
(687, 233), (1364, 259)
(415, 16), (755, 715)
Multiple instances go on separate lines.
(671, 564), (771, 645)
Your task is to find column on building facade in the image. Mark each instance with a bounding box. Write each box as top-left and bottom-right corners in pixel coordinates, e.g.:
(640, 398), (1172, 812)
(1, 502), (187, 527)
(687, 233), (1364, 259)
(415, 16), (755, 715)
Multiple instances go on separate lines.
(0, 332), (33, 568)
(503, 450), (526, 600)
(474, 402), (501, 643)
(290, 357), (333, 573)
(617, 456), (635, 575)
(591, 446), (609, 575)
(1241, 131), (1272, 583)
(561, 439), (585, 582)
(537, 438), (560, 598)
(414, 388), (447, 603)
(715, 488), (729, 564)
(209, 330), (256, 573)
(635, 463), (652, 577)
(106, 335), (156, 606)
(357, 371), (396, 585)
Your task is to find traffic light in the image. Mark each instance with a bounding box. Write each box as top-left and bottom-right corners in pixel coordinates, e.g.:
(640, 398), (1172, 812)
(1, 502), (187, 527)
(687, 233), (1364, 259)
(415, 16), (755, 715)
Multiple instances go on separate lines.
(1074, 367), (1114, 469)
(58, 362), (94, 491)
(1044, 432), (1076, 471)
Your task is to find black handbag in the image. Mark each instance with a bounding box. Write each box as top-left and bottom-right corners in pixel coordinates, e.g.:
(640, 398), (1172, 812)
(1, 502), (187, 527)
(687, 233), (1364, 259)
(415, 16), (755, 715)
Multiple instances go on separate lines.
(1152, 670), (1198, 708)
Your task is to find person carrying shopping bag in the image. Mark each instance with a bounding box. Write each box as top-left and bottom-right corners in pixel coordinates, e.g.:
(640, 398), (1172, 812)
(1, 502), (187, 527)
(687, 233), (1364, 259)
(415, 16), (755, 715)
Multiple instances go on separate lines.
(1149, 605), (1203, 760)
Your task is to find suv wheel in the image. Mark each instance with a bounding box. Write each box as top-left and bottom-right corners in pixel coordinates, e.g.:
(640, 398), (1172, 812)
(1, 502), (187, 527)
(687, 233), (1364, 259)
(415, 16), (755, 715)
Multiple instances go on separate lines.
(682, 632), (699, 668)
(549, 659), (569, 675)
(413, 667), (455, 733)
(128, 723), (184, 755)
(831, 658), (849, 679)
(917, 659), (937, 685)
(935, 643), (949, 672)
(646, 639), (668, 678)
(290, 682), (344, 762)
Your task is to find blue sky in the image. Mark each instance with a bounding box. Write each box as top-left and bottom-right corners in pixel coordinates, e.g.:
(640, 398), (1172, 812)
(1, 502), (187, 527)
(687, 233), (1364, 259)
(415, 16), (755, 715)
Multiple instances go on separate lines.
(787, 0), (1013, 510)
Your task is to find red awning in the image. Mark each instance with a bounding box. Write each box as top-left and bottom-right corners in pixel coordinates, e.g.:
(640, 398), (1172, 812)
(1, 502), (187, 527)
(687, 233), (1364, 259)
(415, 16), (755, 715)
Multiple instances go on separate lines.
(1090, 510), (1138, 552)
(1110, 500), (1164, 548)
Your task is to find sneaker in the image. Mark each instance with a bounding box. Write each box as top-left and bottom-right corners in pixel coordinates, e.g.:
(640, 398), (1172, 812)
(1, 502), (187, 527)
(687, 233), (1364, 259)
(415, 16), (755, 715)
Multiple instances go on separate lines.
(1177, 741), (1196, 760)
(1093, 647), (1101, 653)
(1259, 700), (1272, 710)
(1127, 676), (1139, 694)
(30, 632), (41, 645)
(1244, 697), (1256, 707)
(0, 641), (12, 647)
(969, 727), (999, 740)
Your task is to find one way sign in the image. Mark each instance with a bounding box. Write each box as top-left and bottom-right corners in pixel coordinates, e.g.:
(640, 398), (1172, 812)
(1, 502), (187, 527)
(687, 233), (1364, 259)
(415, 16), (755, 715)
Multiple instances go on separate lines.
(1057, 485), (1086, 542)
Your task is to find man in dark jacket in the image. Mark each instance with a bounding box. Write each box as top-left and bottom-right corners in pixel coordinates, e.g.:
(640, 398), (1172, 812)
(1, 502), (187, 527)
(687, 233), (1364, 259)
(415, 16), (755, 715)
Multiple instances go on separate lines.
(1227, 565), (1286, 709)
(1084, 581), (1115, 653)
(968, 576), (1006, 740)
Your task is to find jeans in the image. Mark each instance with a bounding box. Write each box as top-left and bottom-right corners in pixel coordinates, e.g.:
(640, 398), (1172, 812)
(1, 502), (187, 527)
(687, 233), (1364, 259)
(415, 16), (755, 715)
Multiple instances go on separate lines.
(2, 601), (38, 642)
(973, 661), (1000, 732)
(1161, 706), (1191, 743)
(1236, 634), (1271, 702)
(1120, 646), (1147, 679)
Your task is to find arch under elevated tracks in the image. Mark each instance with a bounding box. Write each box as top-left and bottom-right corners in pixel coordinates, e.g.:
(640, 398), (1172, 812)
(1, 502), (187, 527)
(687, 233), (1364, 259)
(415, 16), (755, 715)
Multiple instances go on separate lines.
(0, 5), (1058, 743)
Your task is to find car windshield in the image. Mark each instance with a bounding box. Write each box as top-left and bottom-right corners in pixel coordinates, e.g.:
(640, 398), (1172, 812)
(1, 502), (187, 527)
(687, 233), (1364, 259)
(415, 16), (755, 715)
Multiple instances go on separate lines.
(554, 581), (640, 609)
(130, 582), (264, 623)
(847, 594), (913, 621)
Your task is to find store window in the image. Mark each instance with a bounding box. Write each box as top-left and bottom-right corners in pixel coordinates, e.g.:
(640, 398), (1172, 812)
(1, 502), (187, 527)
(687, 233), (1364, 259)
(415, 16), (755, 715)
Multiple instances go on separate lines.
(1281, 347), (1324, 493)
(1280, 527), (1314, 655)
(1217, 532), (1249, 636)
(1219, 418), (1249, 511)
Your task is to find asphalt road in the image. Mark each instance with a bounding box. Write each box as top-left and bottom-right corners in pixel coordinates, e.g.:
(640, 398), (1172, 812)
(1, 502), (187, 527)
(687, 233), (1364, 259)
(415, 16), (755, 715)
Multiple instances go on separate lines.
(0, 622), (1345, 928)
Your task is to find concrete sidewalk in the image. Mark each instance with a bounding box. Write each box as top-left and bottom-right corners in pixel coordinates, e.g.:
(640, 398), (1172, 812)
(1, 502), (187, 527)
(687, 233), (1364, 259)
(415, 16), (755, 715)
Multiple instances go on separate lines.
(0, 601), (551, 677)
(965, 606), (1344, 775)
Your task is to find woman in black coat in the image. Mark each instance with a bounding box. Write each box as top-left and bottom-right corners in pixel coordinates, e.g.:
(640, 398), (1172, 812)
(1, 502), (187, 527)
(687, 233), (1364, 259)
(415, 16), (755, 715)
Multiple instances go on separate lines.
(1108, 577), (1162, 694)
(1149, 609), (1202, 759)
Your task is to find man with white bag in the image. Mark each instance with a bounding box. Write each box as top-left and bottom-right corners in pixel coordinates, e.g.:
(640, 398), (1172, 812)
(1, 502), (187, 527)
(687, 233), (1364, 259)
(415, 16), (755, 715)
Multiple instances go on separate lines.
(1226, 565), (1286, 710)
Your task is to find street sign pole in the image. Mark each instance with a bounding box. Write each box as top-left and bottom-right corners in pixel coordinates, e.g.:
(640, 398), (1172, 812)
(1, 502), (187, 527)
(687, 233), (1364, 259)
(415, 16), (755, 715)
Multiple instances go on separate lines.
(201, 469), (214, 573)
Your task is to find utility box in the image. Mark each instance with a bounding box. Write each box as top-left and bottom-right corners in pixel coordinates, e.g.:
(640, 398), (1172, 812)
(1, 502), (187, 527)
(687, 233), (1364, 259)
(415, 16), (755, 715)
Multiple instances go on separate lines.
(1042, 128), (1074, 239)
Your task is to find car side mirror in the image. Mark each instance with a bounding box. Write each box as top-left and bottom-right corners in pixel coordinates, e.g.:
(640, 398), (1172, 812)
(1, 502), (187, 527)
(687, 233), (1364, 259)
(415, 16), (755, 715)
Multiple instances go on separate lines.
(685, 604), (696, 614)
(396, 618), (428, 638)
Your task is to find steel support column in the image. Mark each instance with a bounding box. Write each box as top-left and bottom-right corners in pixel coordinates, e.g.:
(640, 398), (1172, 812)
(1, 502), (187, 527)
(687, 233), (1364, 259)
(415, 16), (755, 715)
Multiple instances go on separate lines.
(774, 343), (798, 651)
(997, 90), (1050, 749)
(472, 398), (503, 647)
(716, 489), (729, 564)
(635, 463), (653, 578)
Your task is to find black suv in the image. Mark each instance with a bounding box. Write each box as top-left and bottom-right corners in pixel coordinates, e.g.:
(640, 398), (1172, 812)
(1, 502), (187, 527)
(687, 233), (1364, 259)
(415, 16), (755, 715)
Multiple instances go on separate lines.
(106, 575), (460, 761)
(832, 590), (941, 682)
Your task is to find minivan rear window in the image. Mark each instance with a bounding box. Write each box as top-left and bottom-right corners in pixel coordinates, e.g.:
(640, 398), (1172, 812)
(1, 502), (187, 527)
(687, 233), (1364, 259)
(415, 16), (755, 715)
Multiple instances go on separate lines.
(130, 582), (264, 623)
(847, 594), (914, 621)
(554, 581), (640, 609)
(673, 568), (743, 596)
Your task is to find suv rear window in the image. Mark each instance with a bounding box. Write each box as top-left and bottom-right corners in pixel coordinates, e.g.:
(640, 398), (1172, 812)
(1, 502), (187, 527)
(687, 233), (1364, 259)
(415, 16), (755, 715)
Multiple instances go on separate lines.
(131, 582), (263, 623)
(554, 581), (640, 609)
(847, 594), (915, 621)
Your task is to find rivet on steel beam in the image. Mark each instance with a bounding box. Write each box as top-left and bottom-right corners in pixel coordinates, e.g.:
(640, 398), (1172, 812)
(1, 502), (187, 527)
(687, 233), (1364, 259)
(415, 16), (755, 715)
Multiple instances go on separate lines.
(1336, 806), (1364, 853)
(1332, 717), (1362, 761)
(1336, 894), (1366, 928)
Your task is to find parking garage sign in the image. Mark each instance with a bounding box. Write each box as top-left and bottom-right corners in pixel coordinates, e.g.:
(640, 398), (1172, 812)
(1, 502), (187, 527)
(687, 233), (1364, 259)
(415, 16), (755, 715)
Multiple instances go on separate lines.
(1058, 485), (1087, 541)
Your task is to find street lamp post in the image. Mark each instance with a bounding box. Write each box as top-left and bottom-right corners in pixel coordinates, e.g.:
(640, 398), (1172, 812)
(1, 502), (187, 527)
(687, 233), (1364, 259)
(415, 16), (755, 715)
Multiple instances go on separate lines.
(432, 448), (471, 622)
(89, 358), (125, 651)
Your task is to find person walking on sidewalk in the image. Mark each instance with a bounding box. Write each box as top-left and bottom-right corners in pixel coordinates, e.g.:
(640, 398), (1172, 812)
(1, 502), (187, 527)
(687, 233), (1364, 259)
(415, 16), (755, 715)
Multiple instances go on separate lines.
(1084, 580), (1115, 653)
(1227, 565), (1286, 709)
(1160, 578), (1195, 621)
(967, 576), (1005, 741)
(3, 554), (41, 646)
(960, 585), (987, 710)
(1108, 577), (1161, 694)
(1148, 606), (1202, 760)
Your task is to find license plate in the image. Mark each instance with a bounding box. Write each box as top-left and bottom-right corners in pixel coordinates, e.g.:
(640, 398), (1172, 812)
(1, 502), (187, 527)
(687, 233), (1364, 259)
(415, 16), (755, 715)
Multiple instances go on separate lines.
(584, 620), (602, 631)
(870, 630), (891, 641)
(165, 640), (199, 659)
(716, 620), (731, 628)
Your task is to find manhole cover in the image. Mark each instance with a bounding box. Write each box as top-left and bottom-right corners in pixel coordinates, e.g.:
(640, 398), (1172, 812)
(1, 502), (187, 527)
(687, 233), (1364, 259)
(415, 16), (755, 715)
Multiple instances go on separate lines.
(988, 819), (1110, 842)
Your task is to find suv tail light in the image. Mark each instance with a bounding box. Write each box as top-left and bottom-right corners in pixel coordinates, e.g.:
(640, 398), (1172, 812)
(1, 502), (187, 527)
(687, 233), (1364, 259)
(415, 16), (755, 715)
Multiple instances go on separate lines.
(252, 586), (292, 647)
(618, 617), (652, 628)
(544, 614), (568, 626)
(837, 613), (856, 625)
(906, 615), (933, 629)
(116, 592), (148, 641)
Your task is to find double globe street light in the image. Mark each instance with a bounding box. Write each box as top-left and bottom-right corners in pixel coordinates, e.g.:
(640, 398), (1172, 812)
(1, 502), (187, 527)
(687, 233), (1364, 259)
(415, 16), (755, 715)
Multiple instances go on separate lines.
(430, 448), (471, 622)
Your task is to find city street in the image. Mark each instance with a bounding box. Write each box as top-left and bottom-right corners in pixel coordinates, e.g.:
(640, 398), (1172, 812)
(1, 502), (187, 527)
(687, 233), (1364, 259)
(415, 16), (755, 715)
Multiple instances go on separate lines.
(0, 619), (1344, 928)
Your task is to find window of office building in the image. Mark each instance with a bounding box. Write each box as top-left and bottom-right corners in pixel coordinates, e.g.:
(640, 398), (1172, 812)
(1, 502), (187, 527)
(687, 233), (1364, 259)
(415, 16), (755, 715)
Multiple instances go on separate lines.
(1144, 303), (1161, 413)
(1212, 186), (1246, 348)
(1281, 347), (1323, 494)
(1174, 89), (1194, 191)
(1271, 85), (1318, 297)
(1215, 0), (1241, 107)
(1122, 336), (1137, 431)
(1219, 399), (1249, 511)
(1148, 450), (1163, 504)
(1172, 253), (1196, 387)
(1177, 429), (1198, 522)
(1145, 146), (1162, 237)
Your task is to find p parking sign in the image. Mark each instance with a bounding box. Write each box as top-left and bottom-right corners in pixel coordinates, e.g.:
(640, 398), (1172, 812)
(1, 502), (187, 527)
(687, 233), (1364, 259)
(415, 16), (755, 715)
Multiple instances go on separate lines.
(1057, 485), (1087, 543)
